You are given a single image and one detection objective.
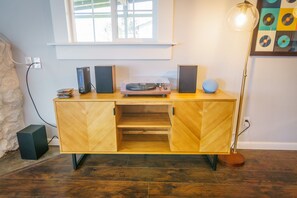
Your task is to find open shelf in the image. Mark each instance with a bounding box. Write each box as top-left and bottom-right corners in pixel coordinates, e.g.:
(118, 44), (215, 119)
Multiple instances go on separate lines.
(116, 104), (172, 153)
(117, 113), (171, 128)
(118, 134), (171, 153)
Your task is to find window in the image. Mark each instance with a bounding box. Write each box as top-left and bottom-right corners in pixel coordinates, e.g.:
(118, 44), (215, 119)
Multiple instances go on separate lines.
(70, 0), (156, 42)
(49, 0), (174, 59)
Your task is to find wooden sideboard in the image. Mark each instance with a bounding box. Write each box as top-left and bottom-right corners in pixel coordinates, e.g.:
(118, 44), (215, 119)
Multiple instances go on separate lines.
(54, 89), (236, 170)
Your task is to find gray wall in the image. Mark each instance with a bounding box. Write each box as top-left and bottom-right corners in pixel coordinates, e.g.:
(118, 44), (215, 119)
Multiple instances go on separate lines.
(0, 0), (297, 149)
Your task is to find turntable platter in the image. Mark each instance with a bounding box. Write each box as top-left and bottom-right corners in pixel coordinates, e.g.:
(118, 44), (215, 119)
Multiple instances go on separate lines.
(126, 83), (157, 91)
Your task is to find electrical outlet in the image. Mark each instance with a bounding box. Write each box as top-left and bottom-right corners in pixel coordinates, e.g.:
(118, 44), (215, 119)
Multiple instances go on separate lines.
(33, 57), (42, 69)
(243, 117), (250, 127)
(25, 57), (32, 65)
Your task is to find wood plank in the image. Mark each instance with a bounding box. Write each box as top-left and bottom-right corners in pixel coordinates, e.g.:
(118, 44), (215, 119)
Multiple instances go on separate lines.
(120, 105), (169, 113)
(117, 113), (171, 128)
(125, 155), (210, 169)
(148, 183), (297, 197)
(1, 149), (297, 197)
(116, 101), (172, 105)
(0, 179), (148, 197)
(54, 89), (236, 102)
(123, 130), (169, 135)
(119, 134), (171, 153)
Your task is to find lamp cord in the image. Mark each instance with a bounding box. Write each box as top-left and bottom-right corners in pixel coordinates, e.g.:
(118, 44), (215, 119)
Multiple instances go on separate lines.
(231, 120), (251, 151)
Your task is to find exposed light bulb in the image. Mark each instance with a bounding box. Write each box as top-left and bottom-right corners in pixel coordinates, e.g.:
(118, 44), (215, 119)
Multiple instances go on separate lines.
(235, 13), (247, 27)
(227, 1), (259, 31)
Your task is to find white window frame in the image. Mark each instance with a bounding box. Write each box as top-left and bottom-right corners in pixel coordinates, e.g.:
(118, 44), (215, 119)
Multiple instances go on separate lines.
(49, 0), (175, 60)
(113, 0), (158, 41)
(68, 0), (157, 42)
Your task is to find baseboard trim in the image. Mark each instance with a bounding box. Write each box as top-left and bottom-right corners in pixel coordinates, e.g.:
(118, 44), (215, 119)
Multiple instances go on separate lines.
(47, 138), (297, 150)
(48, 138), (59, 146)
(238, 141), (297, 150)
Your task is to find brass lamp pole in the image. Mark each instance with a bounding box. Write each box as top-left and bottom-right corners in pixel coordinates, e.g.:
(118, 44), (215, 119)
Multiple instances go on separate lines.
(232, 32), (254, 154)
(218, 0), (259, 167)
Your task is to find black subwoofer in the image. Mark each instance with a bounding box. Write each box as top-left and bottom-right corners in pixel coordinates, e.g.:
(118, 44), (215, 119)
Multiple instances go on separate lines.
(16, 125), (48, 160)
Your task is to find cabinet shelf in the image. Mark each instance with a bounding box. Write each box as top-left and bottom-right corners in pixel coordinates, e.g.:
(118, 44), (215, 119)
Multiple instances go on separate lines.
(118, 134), (171, 153)
(117, 113), (171, 129)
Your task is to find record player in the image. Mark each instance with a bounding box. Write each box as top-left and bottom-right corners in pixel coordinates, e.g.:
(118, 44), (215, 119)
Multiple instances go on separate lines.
(120, 77), (171, 96)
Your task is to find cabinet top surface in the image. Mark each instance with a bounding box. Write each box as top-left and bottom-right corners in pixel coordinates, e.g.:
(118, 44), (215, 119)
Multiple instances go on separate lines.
(54, 89), (236, 102)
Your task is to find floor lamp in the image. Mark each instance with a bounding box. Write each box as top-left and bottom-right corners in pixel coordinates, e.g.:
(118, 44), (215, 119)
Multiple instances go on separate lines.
(218, 1), (259, 167)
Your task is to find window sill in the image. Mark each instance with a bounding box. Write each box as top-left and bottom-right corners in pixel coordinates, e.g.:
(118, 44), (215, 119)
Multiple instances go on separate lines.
(47, 42), (176, 46)
(47, 42), (176, 60)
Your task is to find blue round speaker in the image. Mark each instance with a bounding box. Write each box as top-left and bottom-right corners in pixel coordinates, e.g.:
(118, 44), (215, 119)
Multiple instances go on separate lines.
(202, 79), (218, 93)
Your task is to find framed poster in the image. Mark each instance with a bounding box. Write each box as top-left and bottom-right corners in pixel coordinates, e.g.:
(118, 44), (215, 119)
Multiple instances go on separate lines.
(250, 0), (297, 56)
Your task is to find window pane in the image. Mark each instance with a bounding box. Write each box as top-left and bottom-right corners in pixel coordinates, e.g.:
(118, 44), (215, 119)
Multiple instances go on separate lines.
(116, 0), (153, 39)
(94, 14), (112, 41)
(135, 17), (152, 38)
(132, 10), (152, 16)
(127, 0), (134, 10)
(72, 0), (155, 41)
(74, 0), (93, 14)
(134, 0), (152, 10)
(93, 0), (111, 13)
(74, 14), (95, 41)
(117, 13), (126, 38)
(127, 14), (134, 38)
(117, 0), (124, 11)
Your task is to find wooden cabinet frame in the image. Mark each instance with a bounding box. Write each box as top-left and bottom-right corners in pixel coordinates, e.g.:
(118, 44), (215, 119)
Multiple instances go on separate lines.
(54, 90), (236, 170)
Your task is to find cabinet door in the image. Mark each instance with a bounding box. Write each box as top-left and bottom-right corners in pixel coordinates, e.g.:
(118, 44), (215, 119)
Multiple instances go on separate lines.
(55, 101), (117, 152)
(199, 102), (235, 153)
(170, 101), (203, 151)
(170, 101), (235, 153)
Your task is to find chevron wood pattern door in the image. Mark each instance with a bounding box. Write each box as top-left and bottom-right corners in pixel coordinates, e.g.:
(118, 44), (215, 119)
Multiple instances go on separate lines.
(170, 101), (235, 153)
(199, 102), (235, 153)
(170, 101), (203, 152)
(55, 101), (117, 153)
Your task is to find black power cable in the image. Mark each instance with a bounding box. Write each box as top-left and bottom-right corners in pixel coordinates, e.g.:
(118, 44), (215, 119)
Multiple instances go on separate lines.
(48, 135), (59, 144)
(25, 63), (57, 128)
(91, 82), (96, 90)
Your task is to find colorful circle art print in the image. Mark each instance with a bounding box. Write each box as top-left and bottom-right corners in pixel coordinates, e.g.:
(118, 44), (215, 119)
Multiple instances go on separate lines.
(263, 13), (275, 25)
(251, 0), (297, 55)
(277, 35), (290, 48)
(282, 13), (294, 26)
(260, 35), (272, 47)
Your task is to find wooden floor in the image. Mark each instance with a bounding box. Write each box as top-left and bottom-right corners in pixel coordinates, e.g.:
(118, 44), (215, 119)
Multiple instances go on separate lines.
(0, 149), (297, 197)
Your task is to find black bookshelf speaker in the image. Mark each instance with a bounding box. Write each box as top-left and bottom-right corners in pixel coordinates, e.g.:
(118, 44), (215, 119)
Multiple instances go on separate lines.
(16, 125), (49, 160)
(177, 65), (198, 93)
(95, 65), (116, 93)
(76, 67), (91, 94)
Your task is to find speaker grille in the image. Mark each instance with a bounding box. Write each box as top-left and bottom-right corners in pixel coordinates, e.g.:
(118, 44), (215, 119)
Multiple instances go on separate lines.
(177, 65), (198, 93)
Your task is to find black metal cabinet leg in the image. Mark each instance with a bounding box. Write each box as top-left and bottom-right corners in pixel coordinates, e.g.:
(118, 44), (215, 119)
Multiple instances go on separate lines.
(72, 154), (88, 170)
(205, 155), (218, 171)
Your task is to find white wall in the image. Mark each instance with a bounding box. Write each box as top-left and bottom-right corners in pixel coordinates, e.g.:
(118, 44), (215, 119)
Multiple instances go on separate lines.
(0, 0), (296, 149)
